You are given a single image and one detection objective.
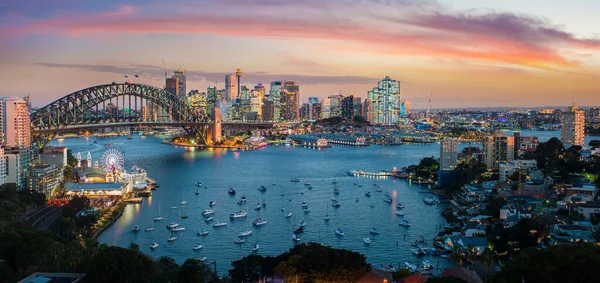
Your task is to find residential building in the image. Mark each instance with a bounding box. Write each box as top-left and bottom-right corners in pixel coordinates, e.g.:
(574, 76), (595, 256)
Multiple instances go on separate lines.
(550, 223), (594, 245)
(172, 68), (186, 98)
(440, 138), (459, 171)
(28, 164), (62, 197)
(39, 146), (68, 168)
(269, 81), (282, 121)
(0, 148), (6, 186)
(482, 131), (515, 168)
(367, 76), (401, 125)
(561, 105), (585, 147)
(353, 96), (362, 117)
(2, 97), (31, 148)
(328, 94), (343, 118)
(362, 98), (372, 122)
(261, 99), (274, 122)
(320, 97), (331, 119)
(499, 160), (537, 181)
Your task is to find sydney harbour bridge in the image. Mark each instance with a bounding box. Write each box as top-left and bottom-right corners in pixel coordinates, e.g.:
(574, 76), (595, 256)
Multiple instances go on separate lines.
(30, 83), (294, 148)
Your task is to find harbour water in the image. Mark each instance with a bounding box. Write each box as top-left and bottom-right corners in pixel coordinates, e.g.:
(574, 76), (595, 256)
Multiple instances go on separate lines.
(49, 130), (597, 275)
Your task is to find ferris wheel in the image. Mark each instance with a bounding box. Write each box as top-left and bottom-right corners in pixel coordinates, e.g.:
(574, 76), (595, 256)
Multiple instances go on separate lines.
(101, 148), (125, 172)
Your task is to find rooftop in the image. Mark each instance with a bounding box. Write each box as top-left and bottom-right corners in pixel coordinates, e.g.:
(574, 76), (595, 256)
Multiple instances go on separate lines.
(65, 182), (122, 191)
(17, 272), (86, 283)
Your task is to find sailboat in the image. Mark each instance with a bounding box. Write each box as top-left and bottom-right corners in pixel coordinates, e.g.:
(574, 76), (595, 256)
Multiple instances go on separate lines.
(333, 183), (340, 195)
(180, 192), (187, 205)
(154, 205), (164, 221)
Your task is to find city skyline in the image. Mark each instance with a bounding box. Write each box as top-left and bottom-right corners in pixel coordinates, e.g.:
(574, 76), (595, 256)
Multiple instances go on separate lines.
(2, 0), (600, 108)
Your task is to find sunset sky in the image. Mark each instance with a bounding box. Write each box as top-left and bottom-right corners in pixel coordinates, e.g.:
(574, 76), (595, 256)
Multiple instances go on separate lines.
(1, 0), (599, 109)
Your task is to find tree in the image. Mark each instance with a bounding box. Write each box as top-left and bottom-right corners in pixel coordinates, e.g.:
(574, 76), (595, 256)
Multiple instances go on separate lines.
(67, 150), (78, 168)
(177, 259), (205, 283)
(492, 244), (600, 283)
(485, 197), (507, 217)
(391, 268), (412, 280)
(129, 242), (140, 252)
(157, 256), (179, 283)
(86, 246), (155, 283)
(427, 277), (467, 283)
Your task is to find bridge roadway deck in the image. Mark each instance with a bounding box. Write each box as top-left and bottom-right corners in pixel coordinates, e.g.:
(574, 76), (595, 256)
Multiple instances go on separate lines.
(32, 121), (297, 133)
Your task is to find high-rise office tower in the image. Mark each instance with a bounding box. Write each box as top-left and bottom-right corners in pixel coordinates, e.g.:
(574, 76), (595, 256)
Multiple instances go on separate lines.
(341, 95), (355, 120)
(172, 68), (186, 98)
(482, 131), (515, 168)
(2, 97), (31, 148)
(367, 76), (401, 125)
(440, 138), (459, 171)
(269, 81), (282, 121)
(561, 105), (585, 147)
(353, 97), (362, 117)
(280, 81), (299, 121)
(400, 100), (410, 118)
(320, 97), (331, 119)
(165, 77), (179, 96)
(225, 74), (237, 102)
(362, 98), (372, 122)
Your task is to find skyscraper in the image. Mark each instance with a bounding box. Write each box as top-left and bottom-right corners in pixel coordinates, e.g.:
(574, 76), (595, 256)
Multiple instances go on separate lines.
(269, 81), (282, 121)
(225, 74), (237, 102)
(2, 97), (31, 148)
(172, 68), (186, 98)
(482, 131), (515, 168)
(280, 81), (299, 121)
(400, 100), (410, 118)
(561, 105), (585, 147)
(165, 77), (179, 96)
(367, 76), (401, 125)
(440, 138), (459, 171)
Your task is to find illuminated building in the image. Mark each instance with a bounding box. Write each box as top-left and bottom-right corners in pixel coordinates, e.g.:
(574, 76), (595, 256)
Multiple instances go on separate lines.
(400, 100), (410, 118)
(172, 68), (186, 98)
(225, 74), (237, 102)
(367, 76), (401, 125)
(2, 97), (31, 148)
(482, 131), (515, 168)
(561, 105), (585, 147)
(440, 138), (459, 171)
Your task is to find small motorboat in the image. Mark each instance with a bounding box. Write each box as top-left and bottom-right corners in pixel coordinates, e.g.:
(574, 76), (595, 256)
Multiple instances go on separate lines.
(411, 248), (424, 256)
(285, 212), (293, 218)
(370, 228), (379, 235)
(304, 182), (311, 186)
(234, 238), (246, 244)
(170, 206), (178, 210)
(294, 226), (304, 234)
(180, 200), (187, 206)
(153, 216), (164, 221)
(167, 236), (177, 242)
(396, 210), (404, 216)
(290, 178), (300, 182)
(281, 207), (286, 211)
(197, 230), (209, 236)
(324, 214), (330, 221)
(238, 230), (253, 237)
(405, 262), (417, 272)
(303, 207), (310, 213)
(196, 182), (202, 187)
(365, 192), (371, 197)
(133, 225), (139, 232)
(299, 220), (306, 227)
(209, 201), (216, 207)
(370, 203), (375, 207)
(204, 217), (214, 222)
(397, 203), (404, 209)
(331, 200), (341, 207)
(228, 188), (236, 195)
(301, 201), (308, 207)
(383, 198), (392, 203)
(335, 228), (345, 236)
(195, 189), (200, 195)
(198, 256), (207, 262)
(213, 221), (227, 227)
(254, 204), (262, 210)
(258, 186), (267, 192)
(202, 209), (214, 216)
(145, 227), (154, 232)
(230, 210), (248, 219)
(262, 200), (267, 206)
(252, 218), (268, 226)
(150, 242), (159, 249)
(363, 238), (371, 244)
(399, 220), (411, 227)
(422, 260), (434, 270)
(171, 227), (185, 232)
(166, 222), (179, 229)
(241, 195), (247, 202)
(292, 234), (301, 241)
(181, 214), (188, 219)
(333, 187), (340, 194)
(192, 244), (204, 250)
(423, 196), (438, 205)
(252, 243), (260, 251)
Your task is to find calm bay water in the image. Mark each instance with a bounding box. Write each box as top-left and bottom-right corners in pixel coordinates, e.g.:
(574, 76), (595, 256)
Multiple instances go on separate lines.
(49, 130), (597, 274)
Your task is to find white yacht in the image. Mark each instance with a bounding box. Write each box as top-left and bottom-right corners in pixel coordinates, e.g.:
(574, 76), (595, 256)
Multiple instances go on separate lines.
(234, 238), (246, 244)
(252, 218), (268, 226)
(197, 230), (209, 236)
(150, 242), (159, 249)
(192, 244), (204, 250)
(301, 201), (308, 207)
(252, 243), (260, 251)
(154, 205), (164, 221)
(167, 236), (177, 242)
(363, 238), (371, 244)
(213, 221), (228, 227)
(396, 210), (404, 216)
(204, 216), (214, 222)
(230, 210), (248, 219)
(299, 220), (306, 227)
(145, 226), (154, 232)
(209, 201), (216, 207)
(303, 207), (310, 213)
(399, 220), (411, 227)
(166, 222), (179, 229)
(238, 230), (253, 237)
(292, 234), (301, 241)
(285, 212), (293, 218)
(171, 227), (185, 232)
(335, 228), (345, 236)
(202, 209), (214, 216)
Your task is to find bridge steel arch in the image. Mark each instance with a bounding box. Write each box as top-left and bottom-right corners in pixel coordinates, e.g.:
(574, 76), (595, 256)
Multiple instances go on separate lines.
(30, 83), (210, 148)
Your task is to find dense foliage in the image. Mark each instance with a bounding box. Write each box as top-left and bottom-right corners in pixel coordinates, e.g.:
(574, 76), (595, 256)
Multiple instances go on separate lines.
(229, 243), (368, 282)
(491, 244), (600, 283)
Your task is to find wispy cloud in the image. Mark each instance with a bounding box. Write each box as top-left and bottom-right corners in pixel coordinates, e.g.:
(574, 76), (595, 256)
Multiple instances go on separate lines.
(35, 62), (380, 85)
(4, 0), (600, 71)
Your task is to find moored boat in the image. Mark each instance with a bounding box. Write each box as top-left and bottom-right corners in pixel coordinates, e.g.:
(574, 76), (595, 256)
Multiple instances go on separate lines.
(399, 220), (411, 227)
(290, 178), (300, 182)
(238, 230), (253, 237)
(252, 218), (268, 226)
(213, 221), (227, 227)
(252, 243), (260, 251)
(396, 210), (404, 216)
(133, 225), (139, 232)
(285, 212), (293, 218)
(209, 201), (216, 206)
(230, 210), (248, 219)
(335, 228), (345, 236)
(202, 209), (214, 216)
(150, 242), (159, 249)
(228, 188), (236, 195)
(370, 228), (379, 235)
(234, 238), (245, 244)
(192, 244), (204, 250)
(363, 238), (371, 244)
(292, 234), (301, 241)
(145, 226), (154, 232)
(171, 227), (185, 232)
(204, 216), (214, 222)
(167, 236), (177, 242)
(197, 230), (209, 236)
(166, 222), (179, 229)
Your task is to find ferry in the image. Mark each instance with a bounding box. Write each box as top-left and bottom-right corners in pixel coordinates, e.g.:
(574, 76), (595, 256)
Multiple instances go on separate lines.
(230, 210), (248, 219)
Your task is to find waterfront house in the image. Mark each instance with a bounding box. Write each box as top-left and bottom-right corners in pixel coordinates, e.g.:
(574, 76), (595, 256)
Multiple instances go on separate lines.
(459, 184), (491, 203)
(443, 236), (488, 254)
(549, 224), (594, 245)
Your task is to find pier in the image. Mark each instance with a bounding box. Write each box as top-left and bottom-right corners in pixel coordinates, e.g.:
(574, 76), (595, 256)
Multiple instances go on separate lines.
(288, 135), (330, 148)
(289, 134), (368, 148)
(124, 197), (143, 203)
(347, 170), (392, 177)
